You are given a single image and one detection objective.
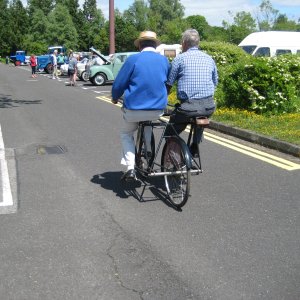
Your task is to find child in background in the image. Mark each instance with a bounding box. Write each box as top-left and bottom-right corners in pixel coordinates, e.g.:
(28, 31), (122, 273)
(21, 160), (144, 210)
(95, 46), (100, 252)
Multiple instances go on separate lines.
(30, 54), (37, 78)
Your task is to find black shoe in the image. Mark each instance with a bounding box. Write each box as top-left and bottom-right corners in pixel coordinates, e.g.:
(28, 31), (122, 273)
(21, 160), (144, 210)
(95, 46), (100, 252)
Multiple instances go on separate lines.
(121, 169), (136, 182)
(189, 143), (199, 158)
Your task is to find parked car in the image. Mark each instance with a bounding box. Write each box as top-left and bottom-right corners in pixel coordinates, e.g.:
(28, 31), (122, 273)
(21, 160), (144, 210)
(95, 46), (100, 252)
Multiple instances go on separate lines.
(77, 57), (90, 81)
(87, 47), (138, 86)
(59, 57), (89, 80)
(59, 63), (69, 76)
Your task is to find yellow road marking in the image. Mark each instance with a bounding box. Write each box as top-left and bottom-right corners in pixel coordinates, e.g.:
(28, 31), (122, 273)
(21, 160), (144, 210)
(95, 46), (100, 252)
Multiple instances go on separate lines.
(97, 96), (300, 171)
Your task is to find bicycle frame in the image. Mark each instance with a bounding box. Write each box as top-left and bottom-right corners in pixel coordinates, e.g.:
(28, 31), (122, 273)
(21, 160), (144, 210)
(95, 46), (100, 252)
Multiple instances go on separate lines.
(135, 119), (196, 178)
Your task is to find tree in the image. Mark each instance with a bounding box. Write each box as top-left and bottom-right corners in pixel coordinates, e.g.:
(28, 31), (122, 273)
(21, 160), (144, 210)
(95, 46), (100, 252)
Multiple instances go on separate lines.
(81, 0), (106, 51)
(223, 11), (257, 44)
(7, 0), (29, 52)
(160, 18), (188, 44)
(23, 8), (49, 54)
(273, 14), (299, 31)
(27, 0), (54, 16)
(56, 0), (79, 20)
(123, 0), (149, 32)
(148, 0), (184, 35)
(0, 0), (11, 55)
(114, 10), (138, 52)
(205, 26), (228, 42)
(47, 4), (78, 50)
(185, 15), (210, 40)
(256, 0), (279, 31)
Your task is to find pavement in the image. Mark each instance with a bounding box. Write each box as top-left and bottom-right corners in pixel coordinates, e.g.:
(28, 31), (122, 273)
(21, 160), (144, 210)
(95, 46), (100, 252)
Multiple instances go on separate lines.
(209, 120), (300, 158)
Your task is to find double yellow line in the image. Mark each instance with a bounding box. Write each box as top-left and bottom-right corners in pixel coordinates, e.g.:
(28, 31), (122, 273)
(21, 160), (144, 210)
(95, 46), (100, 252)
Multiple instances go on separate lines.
(97, 95), (300, 171)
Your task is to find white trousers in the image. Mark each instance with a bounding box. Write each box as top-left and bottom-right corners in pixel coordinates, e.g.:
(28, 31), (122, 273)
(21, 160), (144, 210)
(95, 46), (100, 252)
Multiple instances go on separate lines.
(120, 109), (163, 170)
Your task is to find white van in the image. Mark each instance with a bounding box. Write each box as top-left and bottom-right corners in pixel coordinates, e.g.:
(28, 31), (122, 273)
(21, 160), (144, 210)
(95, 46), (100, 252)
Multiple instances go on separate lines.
(156, 44), (182, 58)
(238, 31), (300, 57)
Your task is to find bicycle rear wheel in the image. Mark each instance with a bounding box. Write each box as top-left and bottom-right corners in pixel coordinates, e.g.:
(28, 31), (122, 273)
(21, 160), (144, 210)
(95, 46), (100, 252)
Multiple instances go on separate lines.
(161, 137), (191, 208)
(135, 129), (155, 175)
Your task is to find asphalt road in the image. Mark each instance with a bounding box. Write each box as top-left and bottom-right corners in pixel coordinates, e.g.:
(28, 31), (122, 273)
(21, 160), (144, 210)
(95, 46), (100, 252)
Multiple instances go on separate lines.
(0, 63), (299, 300)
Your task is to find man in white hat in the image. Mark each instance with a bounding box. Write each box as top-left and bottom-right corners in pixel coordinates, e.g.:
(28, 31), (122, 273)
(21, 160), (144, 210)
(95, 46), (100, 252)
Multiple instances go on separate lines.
(112, 31), (170, 182)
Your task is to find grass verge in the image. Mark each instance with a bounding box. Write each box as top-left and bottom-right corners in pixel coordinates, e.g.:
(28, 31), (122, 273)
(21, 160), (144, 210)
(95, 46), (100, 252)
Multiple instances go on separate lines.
(211, 108), (300, 145)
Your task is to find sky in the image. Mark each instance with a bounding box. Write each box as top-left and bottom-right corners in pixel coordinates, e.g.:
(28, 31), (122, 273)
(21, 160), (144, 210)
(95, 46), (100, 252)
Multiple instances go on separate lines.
(99, 0), (300, 26)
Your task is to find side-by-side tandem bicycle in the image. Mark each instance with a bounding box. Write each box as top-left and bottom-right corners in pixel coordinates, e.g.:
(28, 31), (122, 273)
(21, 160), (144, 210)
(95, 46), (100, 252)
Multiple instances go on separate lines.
(134, 109), (210, 208)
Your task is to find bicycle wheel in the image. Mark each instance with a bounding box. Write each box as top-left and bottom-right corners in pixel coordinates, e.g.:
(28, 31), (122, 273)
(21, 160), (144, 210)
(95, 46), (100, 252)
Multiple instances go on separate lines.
(161, 137), (191, 208)
(135, 128), (155, 174)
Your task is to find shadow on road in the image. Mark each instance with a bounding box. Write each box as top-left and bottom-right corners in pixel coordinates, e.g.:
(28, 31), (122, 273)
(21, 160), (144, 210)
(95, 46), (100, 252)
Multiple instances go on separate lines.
(91, 171), (179, 210)
(0, 94), (42, 108)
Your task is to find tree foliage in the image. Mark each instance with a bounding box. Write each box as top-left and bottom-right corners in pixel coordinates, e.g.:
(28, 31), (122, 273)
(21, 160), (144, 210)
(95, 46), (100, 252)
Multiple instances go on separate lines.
(223, 11), (257, 44)
(47, 4), (78, 49)
(123, 0), (149, 32)
(256, 0), (279, 31)
(185, 15), (209, 40)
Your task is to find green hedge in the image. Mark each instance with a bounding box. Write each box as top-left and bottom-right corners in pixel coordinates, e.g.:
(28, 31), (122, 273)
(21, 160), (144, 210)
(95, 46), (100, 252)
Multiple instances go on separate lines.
(222, 55), (300, 114)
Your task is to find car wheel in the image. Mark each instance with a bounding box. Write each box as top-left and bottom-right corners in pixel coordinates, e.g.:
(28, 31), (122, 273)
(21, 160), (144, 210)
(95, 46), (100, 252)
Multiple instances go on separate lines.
(81, 71), (89, 82)
(92, 73), (106, 86)
(45, 64), (53, 74)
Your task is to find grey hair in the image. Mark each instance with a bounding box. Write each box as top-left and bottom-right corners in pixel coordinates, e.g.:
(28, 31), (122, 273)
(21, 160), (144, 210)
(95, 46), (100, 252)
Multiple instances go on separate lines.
(182, 29), (200, 48)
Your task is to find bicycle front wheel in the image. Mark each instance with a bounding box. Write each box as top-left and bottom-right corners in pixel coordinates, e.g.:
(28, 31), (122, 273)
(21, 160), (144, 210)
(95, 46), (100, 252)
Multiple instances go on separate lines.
(161, 137), (191, 208)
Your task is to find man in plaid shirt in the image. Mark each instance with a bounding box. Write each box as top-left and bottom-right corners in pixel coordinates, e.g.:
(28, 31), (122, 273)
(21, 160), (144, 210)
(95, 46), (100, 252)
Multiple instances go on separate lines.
(166, 28), (218, 157)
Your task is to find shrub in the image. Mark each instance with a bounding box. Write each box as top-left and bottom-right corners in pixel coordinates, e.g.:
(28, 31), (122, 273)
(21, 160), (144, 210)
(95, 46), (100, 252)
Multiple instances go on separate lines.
(200, 41), (248, 107)
(222, 55), (300, 114)
(200, 41), (248, 65)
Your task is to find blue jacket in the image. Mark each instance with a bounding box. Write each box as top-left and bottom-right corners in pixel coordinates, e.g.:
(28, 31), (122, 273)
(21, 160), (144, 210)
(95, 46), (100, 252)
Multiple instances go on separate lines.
(112, 49), (170, 110)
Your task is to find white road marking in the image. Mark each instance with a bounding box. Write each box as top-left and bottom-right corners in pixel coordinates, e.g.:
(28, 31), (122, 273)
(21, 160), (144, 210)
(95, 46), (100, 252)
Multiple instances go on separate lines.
(82, 86), (97, 90)
(0, 124), (13, 206)
(94, 90), (111, 94)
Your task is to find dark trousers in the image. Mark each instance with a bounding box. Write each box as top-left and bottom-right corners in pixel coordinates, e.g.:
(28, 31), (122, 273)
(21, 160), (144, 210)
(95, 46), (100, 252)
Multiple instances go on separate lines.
(31, 66), (36, 75)
(166, 97), (216, 144)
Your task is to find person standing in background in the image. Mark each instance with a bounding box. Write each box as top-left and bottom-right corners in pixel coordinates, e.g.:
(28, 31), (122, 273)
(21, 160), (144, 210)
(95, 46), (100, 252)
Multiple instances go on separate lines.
(29, 54), (37, 78)
(68, 53), (78, 86)
(57, 53), (65, 69)
(52, 50), (58, 79)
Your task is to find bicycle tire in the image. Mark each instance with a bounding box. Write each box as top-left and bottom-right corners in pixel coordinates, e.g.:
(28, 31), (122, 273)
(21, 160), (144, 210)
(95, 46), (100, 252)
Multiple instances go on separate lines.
(161, 137), (191, 208)
(135, 128), (155, 175)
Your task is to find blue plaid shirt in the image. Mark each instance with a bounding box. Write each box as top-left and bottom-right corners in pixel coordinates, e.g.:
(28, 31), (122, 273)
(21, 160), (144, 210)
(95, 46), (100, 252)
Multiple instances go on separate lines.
(167, 47), (218, 101)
